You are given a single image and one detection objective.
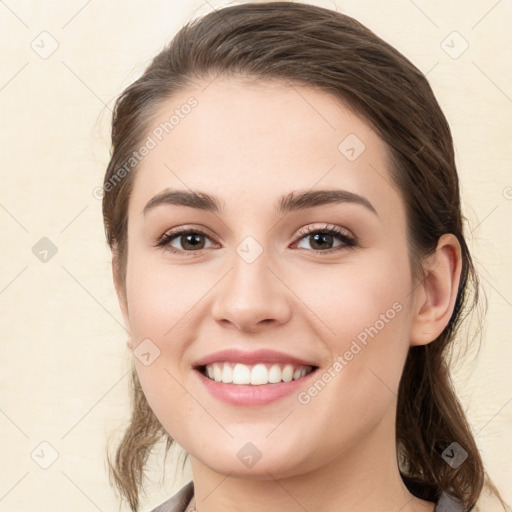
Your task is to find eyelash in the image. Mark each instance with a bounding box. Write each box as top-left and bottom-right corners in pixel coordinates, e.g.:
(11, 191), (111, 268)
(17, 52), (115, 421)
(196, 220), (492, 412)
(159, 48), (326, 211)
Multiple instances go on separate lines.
(155, 224), (357, 256)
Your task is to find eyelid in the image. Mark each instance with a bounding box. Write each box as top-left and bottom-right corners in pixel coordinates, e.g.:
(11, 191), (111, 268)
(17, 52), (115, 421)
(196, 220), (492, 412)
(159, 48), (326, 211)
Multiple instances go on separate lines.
(295, 223), (354, 240)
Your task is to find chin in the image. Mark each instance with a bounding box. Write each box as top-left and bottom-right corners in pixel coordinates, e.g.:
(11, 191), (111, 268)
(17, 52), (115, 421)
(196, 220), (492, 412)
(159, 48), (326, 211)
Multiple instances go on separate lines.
(187, 436), (316, 479)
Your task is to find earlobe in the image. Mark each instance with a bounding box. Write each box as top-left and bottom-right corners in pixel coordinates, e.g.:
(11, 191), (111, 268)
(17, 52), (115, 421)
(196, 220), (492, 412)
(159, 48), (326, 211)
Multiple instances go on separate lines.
(409, 234), (462, 347)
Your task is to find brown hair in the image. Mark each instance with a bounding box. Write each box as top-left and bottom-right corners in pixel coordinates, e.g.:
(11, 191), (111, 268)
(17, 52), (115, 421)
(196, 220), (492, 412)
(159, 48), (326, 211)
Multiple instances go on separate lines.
(102, 2), (507, 511)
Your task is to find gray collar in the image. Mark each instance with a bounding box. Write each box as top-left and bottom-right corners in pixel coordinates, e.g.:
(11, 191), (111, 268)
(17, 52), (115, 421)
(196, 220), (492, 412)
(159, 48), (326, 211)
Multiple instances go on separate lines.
(150, 481), (470, 512)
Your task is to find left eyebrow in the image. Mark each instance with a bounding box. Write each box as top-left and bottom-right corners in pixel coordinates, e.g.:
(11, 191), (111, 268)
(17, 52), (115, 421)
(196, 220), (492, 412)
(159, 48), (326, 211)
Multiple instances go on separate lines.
(142, 188), (378, 217)
(276, 188), (378, 217)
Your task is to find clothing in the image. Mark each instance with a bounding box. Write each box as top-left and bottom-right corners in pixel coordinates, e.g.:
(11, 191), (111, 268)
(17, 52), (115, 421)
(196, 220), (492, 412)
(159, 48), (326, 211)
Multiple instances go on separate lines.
(149, 480), (472, 512)
(150, 481), (193, 512)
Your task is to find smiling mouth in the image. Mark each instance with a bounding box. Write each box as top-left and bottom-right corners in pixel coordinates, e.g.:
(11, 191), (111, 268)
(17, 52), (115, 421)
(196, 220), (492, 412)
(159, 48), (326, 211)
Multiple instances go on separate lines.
(197, 362), (317, 385)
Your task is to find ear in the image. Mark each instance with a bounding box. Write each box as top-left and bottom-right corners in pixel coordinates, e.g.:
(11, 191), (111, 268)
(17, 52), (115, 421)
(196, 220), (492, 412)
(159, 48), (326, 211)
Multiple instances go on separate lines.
(409, 234), (462, 347)
(112, 247), (133, 351)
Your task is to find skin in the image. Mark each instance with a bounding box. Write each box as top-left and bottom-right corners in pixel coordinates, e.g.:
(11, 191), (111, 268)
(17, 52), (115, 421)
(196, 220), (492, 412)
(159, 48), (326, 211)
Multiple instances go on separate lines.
(113, 77), (462, 512)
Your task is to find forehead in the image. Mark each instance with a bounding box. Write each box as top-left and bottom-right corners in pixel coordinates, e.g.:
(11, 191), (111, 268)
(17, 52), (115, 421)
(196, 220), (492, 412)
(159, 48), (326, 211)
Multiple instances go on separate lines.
(128, 77), (402, 222)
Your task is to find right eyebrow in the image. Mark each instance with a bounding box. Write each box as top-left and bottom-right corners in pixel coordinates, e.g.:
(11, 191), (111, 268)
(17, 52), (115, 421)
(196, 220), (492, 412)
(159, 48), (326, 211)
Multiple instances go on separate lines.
(143, 189), (222, 215)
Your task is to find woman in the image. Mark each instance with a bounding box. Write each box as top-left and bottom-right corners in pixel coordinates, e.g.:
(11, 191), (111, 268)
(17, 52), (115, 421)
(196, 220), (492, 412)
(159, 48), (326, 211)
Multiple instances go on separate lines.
(101, 2), (510, 511)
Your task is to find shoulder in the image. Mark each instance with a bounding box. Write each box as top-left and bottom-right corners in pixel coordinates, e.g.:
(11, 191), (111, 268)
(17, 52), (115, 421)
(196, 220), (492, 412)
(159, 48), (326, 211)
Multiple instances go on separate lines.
(149, 481), (194, 512)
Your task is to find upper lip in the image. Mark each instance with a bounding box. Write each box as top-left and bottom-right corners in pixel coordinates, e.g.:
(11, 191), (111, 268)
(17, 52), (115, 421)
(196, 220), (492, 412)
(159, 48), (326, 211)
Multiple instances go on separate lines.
(192, 348), (318, 368)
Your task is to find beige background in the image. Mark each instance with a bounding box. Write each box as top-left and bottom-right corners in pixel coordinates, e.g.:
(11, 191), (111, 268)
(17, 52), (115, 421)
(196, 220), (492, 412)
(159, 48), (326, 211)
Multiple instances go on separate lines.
(0, 1), (511, 511)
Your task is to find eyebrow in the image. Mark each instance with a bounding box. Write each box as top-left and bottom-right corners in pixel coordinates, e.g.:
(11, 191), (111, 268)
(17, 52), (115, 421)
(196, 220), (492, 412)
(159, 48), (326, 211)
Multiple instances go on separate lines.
(142, 188), (378, 217)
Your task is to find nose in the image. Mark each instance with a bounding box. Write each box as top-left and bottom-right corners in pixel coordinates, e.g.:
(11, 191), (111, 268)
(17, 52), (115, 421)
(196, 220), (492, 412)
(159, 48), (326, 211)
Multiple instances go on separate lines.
(211, 249), (292, 333)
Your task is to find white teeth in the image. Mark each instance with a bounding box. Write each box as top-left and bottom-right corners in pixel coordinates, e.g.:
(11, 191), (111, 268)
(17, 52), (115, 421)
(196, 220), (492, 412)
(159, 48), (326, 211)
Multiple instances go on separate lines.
(268, 364), (282, 383)
(282, 364), (294, 382)
(250, 364), (268, 385)
(213, 363), (222, 382)
(221, 364), (233, 384)
(203, 362), (313, 385)
(233, 363), (251, 385)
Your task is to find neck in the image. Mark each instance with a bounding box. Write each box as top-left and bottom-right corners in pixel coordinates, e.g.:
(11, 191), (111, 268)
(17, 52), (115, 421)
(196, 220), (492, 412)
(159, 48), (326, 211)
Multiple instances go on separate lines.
(187, 407), (435, 512)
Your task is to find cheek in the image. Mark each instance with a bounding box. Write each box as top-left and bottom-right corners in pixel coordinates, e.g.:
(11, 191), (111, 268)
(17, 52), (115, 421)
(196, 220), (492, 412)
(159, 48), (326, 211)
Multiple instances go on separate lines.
(123, 252), (217, 421)
(292, 254), (411, 407)
(294, 252), (411, 348)
(124, 250), (209, 344)
(124, 253), (203, 439)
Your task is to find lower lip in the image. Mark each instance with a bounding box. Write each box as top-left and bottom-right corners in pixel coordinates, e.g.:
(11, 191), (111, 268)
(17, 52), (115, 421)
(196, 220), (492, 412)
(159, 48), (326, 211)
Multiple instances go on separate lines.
(195, 368), (318, 406)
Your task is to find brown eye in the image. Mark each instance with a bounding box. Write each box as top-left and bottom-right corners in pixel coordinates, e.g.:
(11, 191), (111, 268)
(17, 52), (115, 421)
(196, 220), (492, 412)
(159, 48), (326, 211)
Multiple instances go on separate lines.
(176, 232), (207, 250)
(295, 225), (356, 253)
(156, 228), (216, 253)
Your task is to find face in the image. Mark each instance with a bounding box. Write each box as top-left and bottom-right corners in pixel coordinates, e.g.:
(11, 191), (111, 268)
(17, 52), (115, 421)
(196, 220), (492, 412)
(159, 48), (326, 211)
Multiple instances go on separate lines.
(117, 77), (421, 478)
